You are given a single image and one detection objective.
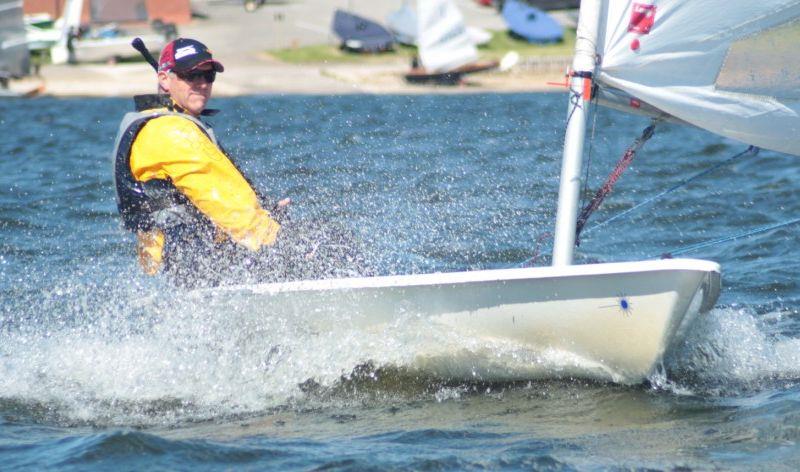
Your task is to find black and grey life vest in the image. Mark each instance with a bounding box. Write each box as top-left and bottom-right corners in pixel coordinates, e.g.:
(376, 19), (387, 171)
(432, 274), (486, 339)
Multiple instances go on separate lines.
(111, 95), (220, 233)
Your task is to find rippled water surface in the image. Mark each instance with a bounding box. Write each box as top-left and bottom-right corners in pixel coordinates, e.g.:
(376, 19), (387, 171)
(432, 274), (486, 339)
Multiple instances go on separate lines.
(1, 93), (799, 470)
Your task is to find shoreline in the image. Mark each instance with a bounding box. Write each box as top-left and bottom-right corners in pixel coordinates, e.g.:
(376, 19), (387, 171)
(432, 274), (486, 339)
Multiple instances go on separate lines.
(7, 58), (568, 98)
(7, 0), (572, 98)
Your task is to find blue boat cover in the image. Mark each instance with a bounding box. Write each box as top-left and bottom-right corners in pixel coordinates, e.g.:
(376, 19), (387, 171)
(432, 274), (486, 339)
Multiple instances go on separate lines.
(332, 10), (394, 53)
(502, 0), (564, 43)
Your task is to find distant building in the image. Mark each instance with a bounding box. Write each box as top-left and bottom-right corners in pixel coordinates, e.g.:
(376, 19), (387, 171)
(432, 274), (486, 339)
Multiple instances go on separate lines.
(23, 0), (193, 25)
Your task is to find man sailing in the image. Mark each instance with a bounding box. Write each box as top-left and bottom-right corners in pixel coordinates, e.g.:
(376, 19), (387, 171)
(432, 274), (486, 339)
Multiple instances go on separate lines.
(112, 38), (289, 287)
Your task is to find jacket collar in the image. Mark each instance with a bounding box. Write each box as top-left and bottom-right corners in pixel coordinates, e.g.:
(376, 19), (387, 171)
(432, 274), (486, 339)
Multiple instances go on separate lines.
(132, 94), (220, 116)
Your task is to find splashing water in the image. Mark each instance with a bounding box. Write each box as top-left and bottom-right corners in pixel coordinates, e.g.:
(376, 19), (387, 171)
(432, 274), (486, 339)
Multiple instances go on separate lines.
(661, 306), (800, 395)
(4, 279), (800, 427)
(2, 94), (800, 469)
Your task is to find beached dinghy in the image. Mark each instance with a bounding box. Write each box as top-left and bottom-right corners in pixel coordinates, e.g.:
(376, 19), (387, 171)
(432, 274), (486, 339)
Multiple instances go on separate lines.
(502, 0), (564, 43)
(332, 10), (394, 53)
(208, 0), (799, 384)
(404, 0), (506, 85)
(388, 0), (492, 47)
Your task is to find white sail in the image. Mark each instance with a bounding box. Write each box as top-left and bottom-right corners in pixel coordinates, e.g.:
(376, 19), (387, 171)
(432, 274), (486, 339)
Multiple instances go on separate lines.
(417, 0), (478, 73)
(596, 0), (800, 157)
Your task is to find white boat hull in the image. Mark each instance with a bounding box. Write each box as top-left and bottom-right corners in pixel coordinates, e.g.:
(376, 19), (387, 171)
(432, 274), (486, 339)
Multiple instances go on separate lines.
(198, 258), (720, 384)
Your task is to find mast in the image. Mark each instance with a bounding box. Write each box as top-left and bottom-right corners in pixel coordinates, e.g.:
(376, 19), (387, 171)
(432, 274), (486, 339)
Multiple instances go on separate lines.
(551, 0), (603, 266)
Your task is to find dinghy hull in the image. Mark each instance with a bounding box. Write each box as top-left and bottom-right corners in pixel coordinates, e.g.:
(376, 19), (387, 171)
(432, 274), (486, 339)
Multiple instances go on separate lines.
(199, 259), (720, 384)
(405, 61), (499, 85)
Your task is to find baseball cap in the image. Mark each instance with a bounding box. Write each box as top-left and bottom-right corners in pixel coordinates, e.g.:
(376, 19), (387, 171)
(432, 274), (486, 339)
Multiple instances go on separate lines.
(158, 38), (224, 74)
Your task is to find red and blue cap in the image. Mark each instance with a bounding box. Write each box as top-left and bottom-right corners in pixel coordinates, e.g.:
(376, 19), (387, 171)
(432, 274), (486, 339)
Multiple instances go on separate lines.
(158, 38), (224, 74)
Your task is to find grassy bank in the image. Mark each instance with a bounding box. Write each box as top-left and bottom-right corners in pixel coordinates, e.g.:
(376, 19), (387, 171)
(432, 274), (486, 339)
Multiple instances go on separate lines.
(268, 29), (576, 64)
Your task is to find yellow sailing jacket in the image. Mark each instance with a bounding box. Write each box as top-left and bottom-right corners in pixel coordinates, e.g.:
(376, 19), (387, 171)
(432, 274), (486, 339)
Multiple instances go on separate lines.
(115, 104), (280, 274)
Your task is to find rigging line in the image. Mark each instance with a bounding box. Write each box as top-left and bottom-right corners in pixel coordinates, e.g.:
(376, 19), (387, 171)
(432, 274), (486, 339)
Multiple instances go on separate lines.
(581, 145), (759, 238)
(574, 122), (656, 245)
(580, 91), (600, 210)
(565, 88), (583, 128)
(660, 216), (800, 258)
(564, 71), (593, 128)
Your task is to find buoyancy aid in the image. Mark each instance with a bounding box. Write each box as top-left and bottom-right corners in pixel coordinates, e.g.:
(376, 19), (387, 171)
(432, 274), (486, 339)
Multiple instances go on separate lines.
(112, 94), (219, 234)
(112, 94), (280, 284)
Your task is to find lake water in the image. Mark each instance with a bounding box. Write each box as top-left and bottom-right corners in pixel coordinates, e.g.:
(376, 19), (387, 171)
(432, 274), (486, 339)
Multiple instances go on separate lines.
(1, 93), (799, 470)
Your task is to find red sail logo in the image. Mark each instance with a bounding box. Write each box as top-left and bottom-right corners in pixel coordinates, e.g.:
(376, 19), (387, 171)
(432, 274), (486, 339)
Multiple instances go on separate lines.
(628, 3), (656, 34)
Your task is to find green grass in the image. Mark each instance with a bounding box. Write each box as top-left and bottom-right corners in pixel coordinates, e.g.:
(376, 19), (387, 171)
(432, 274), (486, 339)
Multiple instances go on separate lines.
(268, 43), (417, 64)
(267, 28), (576, 64)
(481, 28), (575, 59)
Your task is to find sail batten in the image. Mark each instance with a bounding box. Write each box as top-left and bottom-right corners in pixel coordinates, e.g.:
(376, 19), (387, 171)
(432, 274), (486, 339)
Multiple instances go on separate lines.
(596, 0), (800, 156)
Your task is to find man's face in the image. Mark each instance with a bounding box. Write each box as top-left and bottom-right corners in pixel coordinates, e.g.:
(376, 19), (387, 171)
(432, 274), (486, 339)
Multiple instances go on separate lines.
(157, 64), (215, 116)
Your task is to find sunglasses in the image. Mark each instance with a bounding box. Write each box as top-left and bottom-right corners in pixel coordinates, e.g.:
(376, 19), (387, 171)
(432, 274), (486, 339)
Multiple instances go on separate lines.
(175, 69), (216, 84)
